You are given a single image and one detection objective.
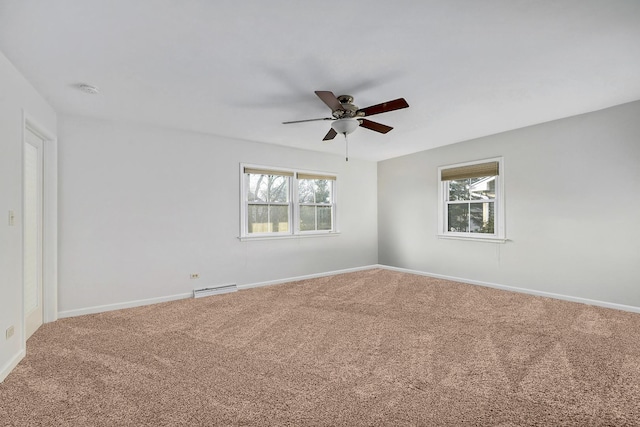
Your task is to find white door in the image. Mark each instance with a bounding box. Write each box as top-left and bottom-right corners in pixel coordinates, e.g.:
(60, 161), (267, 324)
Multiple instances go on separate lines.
(24, 128), (44, 339)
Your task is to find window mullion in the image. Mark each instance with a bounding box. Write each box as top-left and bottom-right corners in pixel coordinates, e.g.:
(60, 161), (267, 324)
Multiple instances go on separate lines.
(443, 182), (448, 233)
(312, 181), (317, 232)
(265, 203), (271, 233)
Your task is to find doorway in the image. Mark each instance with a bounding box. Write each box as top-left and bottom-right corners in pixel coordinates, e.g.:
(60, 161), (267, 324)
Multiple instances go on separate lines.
(23, 127), (44, 339)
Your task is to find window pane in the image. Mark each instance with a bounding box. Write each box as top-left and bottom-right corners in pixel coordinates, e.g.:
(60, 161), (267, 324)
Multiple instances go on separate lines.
(470, 176), (496, 200)
(470, 202), (494, 234)
(300, 205), (315, 231)
(317, 206), (332, 230)
(314, 180), (332, 204)
(298, 179), (332, 204)
(248, 204), (268, 233)
(448, 203), (469, 232)
(268, 175), (289, 203)
(269, 205), (289, 232)
(248, 174), (268, 202)
(298, 179), (315, 203)
(248, 204), (289, 233)
(448, 179), (470, 201)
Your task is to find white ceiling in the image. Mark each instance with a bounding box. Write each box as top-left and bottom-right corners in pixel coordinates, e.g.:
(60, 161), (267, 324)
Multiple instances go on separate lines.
(1, 0), (639, 161)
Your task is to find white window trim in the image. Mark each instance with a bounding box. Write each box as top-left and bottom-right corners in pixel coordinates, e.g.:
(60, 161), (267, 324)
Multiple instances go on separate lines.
(239, 163), (339, 240)
(437, 157), (506, 243)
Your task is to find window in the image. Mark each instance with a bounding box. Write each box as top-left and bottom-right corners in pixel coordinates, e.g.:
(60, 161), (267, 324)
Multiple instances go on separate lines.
(297, 173), (335, 232)
(241, 165), (337, 238)
(438, 157), (505, 241)
(245, 167), (292, 234)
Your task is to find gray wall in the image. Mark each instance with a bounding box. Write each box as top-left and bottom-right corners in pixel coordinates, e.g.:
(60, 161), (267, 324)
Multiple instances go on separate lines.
(57, 115), (378, 314)
(378, 101), (640, 308)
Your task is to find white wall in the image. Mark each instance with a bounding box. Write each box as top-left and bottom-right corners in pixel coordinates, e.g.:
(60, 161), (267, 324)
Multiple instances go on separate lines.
(57, 115), (378, 314)
(378, 100), (640, 309)
(0, 52), (57, 381)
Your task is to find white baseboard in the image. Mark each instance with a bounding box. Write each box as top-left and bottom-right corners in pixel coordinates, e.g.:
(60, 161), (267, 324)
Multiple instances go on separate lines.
(57, 265), (380, 319)
(377, 264), (640, 314)
(58, 292), (193, 319)
(57, 264), (637, 319)
(238, 265), (380, 290)
(0, 349), (25, 383)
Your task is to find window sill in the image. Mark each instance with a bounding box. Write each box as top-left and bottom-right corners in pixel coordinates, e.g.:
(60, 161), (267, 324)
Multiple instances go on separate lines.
(437, 234), (507, 243)
(239, 232), (341, 242)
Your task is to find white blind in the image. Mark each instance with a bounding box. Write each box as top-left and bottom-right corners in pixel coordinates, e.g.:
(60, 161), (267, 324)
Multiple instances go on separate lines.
(297, 173), (336, 181)
(441, 161), (499, 181)
(243, 167), (294, 177)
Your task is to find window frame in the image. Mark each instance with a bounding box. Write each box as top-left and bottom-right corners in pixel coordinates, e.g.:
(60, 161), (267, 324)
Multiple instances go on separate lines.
(240, 163), (338, 240)
(295, 176), (336, 235)
(244, 170), (293, 237)
(437, 157), (506, 243)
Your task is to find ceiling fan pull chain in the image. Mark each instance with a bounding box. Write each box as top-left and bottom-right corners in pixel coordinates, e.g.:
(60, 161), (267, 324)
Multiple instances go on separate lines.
(344, 133), (349, 162)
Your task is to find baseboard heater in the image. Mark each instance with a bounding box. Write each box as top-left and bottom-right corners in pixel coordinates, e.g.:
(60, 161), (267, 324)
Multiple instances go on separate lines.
(193, 284), (238, 298)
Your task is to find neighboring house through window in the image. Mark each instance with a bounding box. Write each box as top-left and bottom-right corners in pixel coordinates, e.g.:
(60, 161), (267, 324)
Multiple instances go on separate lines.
(241, 164), (337, 239)
(438, 157), (505, 242)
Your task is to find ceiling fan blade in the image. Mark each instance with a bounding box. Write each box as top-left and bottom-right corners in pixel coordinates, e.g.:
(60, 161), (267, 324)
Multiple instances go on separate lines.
(359, 119), (393, 134)
(283, 117), (332, 124)
(323, 128), (338, 141)
(315, 91), (343, 112)
(357, 98), (409, 117)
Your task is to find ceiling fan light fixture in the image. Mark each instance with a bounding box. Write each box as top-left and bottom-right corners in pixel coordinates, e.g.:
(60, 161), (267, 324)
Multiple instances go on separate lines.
(331, 118), (359, 135)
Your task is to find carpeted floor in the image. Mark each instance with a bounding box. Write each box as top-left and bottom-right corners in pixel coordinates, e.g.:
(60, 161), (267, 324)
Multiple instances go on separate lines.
(1, 269), (640, 426)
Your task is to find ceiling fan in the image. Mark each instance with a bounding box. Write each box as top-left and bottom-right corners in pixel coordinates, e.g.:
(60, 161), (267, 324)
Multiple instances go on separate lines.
(283, 91), (409, 141)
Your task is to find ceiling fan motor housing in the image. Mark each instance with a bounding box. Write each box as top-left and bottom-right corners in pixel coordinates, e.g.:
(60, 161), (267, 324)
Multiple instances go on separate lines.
(332, 95), (363, 119)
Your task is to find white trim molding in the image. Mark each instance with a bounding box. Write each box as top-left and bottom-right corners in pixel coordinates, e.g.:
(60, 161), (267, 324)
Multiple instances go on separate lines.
(58, 293), (193, 318)
(238, 232), (341, 242)
(57, 265), (380, 318)
(23, 112), (58, 324)
(437, 235), (508, 243)
(57, 264), (640, 321)
(239, 163), (339, 240)
(237, 265), (378, 290)
(0, 349), (25, 383)
(376, 264), (640, 314)
(437, 156), (505, 241)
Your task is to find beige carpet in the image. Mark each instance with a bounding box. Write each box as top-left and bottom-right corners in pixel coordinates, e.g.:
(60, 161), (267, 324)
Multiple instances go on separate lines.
(1, 269), (640, 426)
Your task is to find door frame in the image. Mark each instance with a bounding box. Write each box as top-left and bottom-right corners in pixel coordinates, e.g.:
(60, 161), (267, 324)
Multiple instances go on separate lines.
(23, 127), (44, 338)
(22, 112), (57, 342)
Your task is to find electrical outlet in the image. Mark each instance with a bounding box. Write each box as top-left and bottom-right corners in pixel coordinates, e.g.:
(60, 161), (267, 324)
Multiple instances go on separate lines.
(190, 273), (200, 279)
(6, 325), (14, 340)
